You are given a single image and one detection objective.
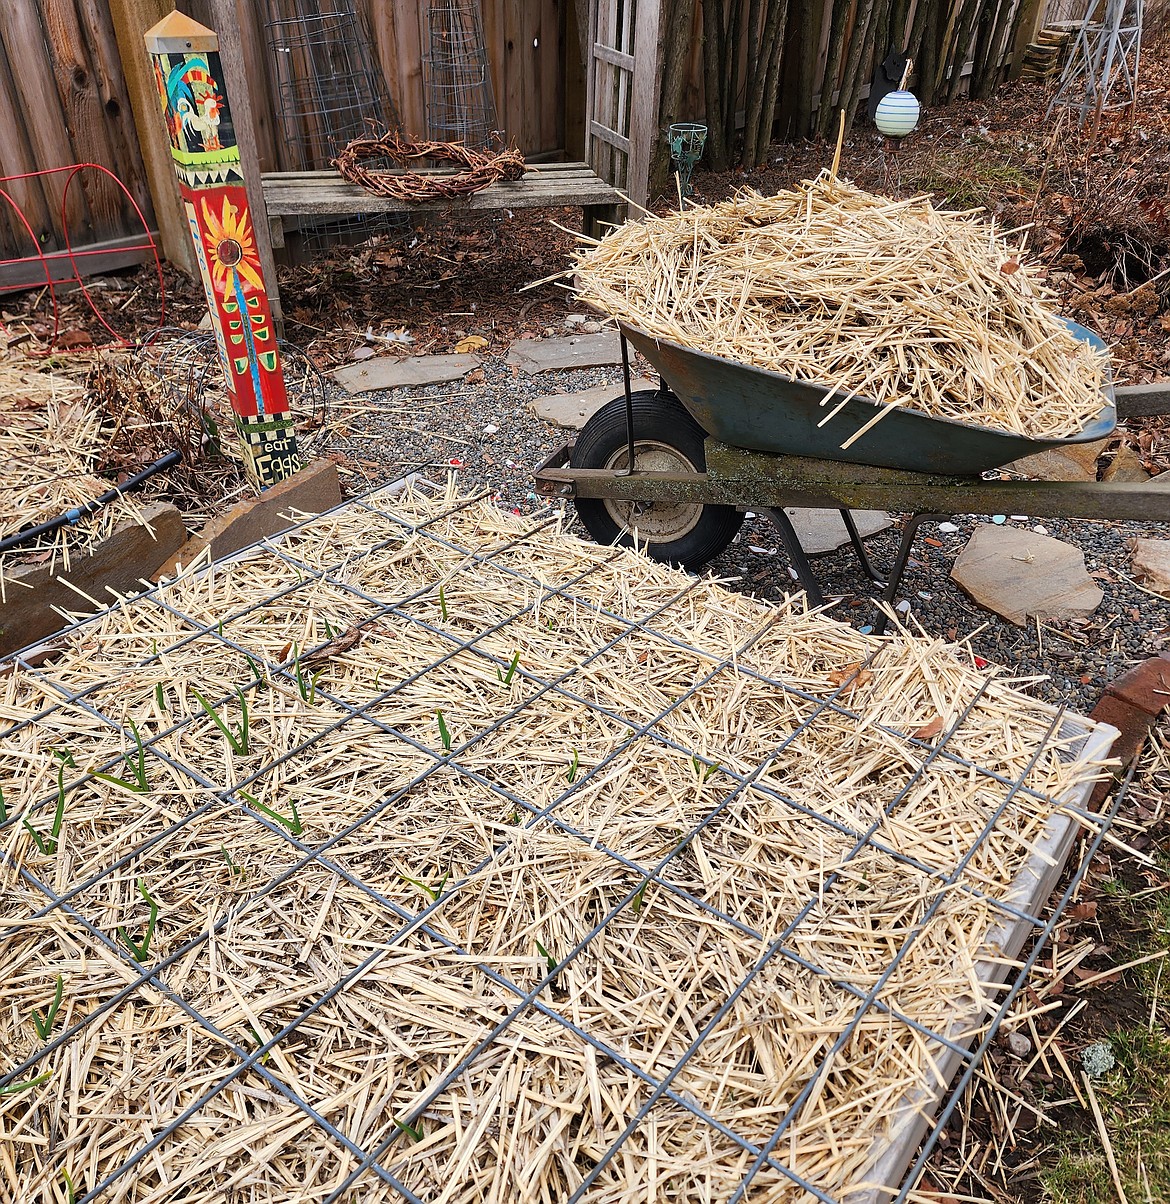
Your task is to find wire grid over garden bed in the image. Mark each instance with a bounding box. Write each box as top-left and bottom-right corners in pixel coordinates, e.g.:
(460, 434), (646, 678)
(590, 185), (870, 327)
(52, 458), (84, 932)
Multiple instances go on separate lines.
(0, 483), (1120, 1204)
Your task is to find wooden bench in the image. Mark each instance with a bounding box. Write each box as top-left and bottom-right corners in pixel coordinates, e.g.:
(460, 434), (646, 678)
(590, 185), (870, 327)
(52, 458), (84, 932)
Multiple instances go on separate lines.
(261, 161), (626, 252)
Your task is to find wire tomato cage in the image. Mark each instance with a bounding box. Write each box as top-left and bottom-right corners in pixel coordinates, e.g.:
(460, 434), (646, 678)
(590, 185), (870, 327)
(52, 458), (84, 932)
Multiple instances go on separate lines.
(0, 163), (166, 353)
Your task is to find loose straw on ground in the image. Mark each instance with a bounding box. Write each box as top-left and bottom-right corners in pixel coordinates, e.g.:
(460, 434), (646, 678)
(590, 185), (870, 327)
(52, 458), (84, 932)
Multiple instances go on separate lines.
(566, 172), (1109, 445)
(0, 358), (152, 592)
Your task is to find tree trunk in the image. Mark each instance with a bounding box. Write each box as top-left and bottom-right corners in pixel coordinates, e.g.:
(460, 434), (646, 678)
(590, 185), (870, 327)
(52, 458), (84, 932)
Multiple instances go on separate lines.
(743, 0), (788, 164)
(649, 0), (699, 197)
(794, 0), (821, 137)
(752, 0), (792, 162)
(838, 0), (878, 132)
(814, 0), (853, 139)
(702, 0), (731, 168)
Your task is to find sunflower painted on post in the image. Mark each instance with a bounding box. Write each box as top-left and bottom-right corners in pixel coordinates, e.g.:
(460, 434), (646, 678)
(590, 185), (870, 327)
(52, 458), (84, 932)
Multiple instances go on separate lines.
(145, 11), (298, 490)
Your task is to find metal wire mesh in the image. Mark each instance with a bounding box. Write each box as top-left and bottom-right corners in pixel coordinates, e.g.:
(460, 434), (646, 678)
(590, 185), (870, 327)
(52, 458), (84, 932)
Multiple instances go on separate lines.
(135, 326), (333, 462)
(0, 484), (1122, 1203)
(263, 0), (404, 249)
(1047, 0), (1146, 124)
(424, 0), (501, 148)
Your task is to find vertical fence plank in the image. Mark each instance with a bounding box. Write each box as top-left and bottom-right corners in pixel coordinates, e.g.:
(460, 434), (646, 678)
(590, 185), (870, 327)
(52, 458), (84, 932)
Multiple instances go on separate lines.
(0, 30), (56, 257)
(106, 0), (194, 273)
(539, 0), (561, 151)
(75, 0), (154, 220)
(0, 2), (88, 244)
(41, 0), (135, 238)
(627, 0), (659, 209)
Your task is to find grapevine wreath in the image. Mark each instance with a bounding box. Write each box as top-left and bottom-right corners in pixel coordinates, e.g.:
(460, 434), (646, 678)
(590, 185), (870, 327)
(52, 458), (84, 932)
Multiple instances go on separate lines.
(333, 131), (526, 202)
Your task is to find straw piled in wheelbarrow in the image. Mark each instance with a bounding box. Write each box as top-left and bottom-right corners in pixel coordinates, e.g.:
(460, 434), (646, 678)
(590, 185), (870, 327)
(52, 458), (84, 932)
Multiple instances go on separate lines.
(569, 172), (1108, 445)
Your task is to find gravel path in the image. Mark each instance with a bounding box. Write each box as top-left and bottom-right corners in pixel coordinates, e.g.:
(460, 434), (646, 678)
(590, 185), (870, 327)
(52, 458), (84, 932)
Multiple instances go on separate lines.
(327, 353), (1170, 716)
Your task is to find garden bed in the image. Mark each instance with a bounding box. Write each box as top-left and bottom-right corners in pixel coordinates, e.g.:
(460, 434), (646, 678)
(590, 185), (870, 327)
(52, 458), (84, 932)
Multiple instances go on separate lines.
(0, 484), (1118, 1203)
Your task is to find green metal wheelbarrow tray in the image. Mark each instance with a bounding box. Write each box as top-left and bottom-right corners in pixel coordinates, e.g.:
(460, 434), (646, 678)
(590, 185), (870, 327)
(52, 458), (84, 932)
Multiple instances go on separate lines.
(533, 322), (1170, 631)
(621, 319), (1117, 475)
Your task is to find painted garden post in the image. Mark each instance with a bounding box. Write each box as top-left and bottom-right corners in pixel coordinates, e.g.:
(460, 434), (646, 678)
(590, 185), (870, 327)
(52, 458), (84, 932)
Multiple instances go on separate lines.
(144, 11), (298, 490)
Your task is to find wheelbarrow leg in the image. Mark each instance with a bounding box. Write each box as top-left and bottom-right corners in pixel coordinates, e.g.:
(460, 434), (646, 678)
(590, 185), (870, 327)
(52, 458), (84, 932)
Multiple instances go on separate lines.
(765, 508), (825, 608)
(617, 333), (635, 477)
(839, 510), (886, 587)
(873, 512), (951, 635)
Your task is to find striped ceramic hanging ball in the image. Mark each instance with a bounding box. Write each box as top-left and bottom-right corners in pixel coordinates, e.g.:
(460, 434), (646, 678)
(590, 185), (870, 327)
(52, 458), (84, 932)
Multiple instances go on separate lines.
(874, 90), (921, 136)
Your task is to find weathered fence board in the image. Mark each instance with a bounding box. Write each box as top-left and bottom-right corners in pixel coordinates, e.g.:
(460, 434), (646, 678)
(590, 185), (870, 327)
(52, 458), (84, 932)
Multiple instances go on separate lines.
(0, 0), (154, 261)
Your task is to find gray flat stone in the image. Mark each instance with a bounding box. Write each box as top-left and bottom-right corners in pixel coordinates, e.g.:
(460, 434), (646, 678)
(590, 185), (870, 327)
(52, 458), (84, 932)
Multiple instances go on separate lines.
(531, 377), (657, 430)
(782, 508), (892, 555)
(332, 353), (480, 394)
(1130, 538), (1170, 594)
(950, 523), (1102, 626)
(507, 333), (623, 373)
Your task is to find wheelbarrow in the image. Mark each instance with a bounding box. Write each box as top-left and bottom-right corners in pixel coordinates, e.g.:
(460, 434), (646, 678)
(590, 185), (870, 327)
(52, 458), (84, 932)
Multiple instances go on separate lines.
(533, 321), (1170, 631)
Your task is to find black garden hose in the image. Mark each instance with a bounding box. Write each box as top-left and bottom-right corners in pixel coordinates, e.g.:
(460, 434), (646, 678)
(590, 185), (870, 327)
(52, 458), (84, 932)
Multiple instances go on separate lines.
(0, 450), (182, 556)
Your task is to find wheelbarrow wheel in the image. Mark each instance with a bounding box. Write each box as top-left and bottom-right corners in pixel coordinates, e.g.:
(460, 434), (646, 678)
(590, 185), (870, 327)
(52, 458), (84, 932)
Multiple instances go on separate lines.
(570, 390), (743, 572)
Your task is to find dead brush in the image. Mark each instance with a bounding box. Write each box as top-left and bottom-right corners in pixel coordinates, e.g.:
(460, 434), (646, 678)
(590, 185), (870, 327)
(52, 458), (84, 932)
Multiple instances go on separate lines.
(85, 354), (250, 515)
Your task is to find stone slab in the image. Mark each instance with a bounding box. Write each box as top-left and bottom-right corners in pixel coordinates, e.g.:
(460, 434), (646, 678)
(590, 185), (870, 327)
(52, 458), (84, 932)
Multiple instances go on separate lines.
(506, 332), (623, 374)
(949, 522), (1103, 627)
(332, 353), (479, 394)
(1102, 444), (1149, 482)
(1005, 438), (1105, 482)
(156, 459), (341, 577)
(1130, 538), (1170, 594)
(1, 502), (187, 658)
(531, 377), (657, 430)
(782, 508), (892, 555)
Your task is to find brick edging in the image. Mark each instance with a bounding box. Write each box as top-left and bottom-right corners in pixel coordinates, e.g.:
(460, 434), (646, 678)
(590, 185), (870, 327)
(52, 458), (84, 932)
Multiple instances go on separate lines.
(1087, 653), (1170, 809)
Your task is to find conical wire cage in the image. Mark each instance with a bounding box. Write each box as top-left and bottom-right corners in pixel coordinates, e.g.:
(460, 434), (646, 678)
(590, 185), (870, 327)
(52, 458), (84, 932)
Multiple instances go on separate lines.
(1046, 0), (1145, 125)
(263, 0), (403, 249)
(424, 0), (501, 148)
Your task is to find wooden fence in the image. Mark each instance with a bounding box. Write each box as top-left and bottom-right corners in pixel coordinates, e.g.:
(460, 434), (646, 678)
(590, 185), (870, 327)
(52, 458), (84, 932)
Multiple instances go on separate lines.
(0, 0), (154, 267)
(181, 0), (570, 175)
(0, 0), (1051, 273)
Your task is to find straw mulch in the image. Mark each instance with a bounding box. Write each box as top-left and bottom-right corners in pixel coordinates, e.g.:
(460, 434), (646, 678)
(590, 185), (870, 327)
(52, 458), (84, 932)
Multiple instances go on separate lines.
(0, 484), (1114, 1203)
(569, 173), (1109, 445)
(0, 358), (155, 593)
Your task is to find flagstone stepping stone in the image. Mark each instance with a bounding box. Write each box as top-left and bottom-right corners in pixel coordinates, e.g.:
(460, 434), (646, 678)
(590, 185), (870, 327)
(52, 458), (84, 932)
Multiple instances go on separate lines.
(333, 353), (480, 394)
(950, 523), (1102, 626)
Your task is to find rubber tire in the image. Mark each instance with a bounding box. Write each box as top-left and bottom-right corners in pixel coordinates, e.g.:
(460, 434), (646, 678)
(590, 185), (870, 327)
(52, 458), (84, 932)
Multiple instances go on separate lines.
(570, 389), (744, 572)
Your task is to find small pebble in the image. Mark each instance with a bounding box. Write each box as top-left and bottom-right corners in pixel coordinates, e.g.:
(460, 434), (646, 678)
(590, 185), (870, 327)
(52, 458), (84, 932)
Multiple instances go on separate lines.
(895, 600), (911, 614)
(787, 567), (800, 580)
(748, 545), (775, 555)
(938, 521), (959, 533)
(1033, 524), (1049, 535)
(1011, 514), (1029, 521)
(1006, 1032), (1031, 1058)
(582, 320), (603, 334)
(858, 625), (874, 635)
(917, 591), (933, 601)
(483, 424), (499, 436)
(991, 514), (1006, 524)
